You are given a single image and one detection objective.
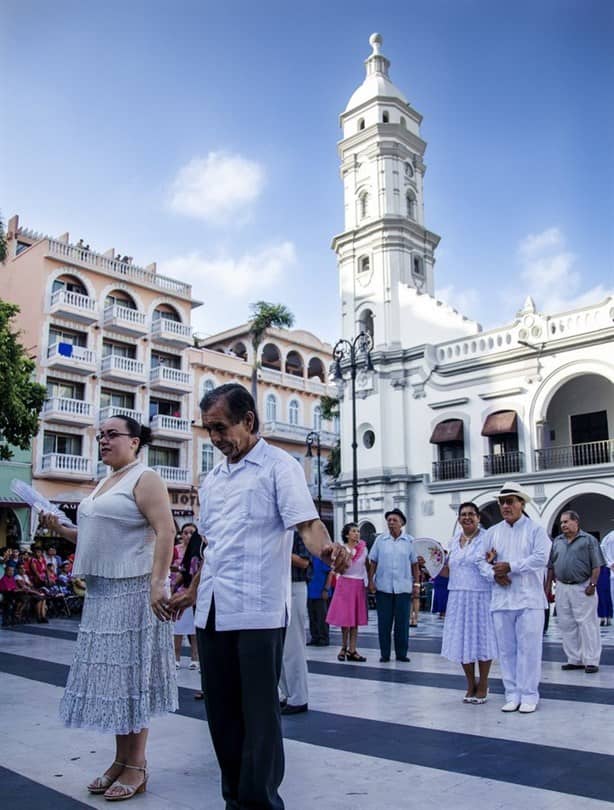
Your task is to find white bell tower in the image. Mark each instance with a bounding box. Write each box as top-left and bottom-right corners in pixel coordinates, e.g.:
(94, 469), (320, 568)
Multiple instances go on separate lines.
(332, 33), (441, 349)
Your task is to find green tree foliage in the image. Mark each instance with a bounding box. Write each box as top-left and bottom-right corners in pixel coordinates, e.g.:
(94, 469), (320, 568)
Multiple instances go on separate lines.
(319, 396), (341, 478)
(248, 301), (294, 402)
(0, 216), (7, 263)
(0, 300), (46, 459)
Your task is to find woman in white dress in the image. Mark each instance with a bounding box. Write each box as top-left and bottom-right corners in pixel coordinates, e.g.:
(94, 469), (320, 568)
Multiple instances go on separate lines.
(441, 502), (497, 703)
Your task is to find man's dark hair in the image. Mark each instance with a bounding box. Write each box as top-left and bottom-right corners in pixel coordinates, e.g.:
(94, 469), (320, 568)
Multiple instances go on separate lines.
(200, 383), (259, 434)
(561, 509), (580, 523)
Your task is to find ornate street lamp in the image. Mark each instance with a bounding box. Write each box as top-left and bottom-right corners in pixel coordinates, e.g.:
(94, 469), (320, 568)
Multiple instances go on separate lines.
(305, 430), (322, 517)
(333, 331), (373, 523)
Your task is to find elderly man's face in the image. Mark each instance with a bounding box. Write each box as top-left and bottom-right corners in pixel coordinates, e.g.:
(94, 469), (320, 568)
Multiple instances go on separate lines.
(560, 514), (579, 538)
(386, 514), (404, 536)
(498, 496), (524, 525)
(202, 398), (255, 463)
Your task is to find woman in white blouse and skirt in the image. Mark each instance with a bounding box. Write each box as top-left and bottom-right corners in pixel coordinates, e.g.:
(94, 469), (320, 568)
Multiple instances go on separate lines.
(441, 502), (497, 703)
(43, 415), (178, 801)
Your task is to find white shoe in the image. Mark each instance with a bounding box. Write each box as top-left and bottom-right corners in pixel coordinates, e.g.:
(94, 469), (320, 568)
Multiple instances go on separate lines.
(519, 702), (537, 713)
(501, 701), (520, 712)
(175, 661), (181, 669)
(189, 661), (198, 670)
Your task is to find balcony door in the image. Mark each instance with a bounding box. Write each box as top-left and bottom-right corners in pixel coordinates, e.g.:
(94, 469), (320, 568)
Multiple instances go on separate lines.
(570, 411), (609, 465)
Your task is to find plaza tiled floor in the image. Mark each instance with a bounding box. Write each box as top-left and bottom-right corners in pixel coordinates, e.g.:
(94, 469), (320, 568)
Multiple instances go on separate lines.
(1, 611), (612, 809)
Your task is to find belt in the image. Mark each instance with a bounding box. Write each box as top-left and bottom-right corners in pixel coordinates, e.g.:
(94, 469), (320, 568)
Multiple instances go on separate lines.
(559, 579), (586, 585)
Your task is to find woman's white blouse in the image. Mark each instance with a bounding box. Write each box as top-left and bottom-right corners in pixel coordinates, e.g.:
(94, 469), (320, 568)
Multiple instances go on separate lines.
(447, 528), (491, 592)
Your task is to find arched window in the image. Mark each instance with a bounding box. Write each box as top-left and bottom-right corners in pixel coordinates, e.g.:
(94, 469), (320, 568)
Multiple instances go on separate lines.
(285, 350), (304, 377)
(231, 341), (248, 360)
(201, 378), (215, 401)
(359, 192), (369, 219)
(412, 255), (424, 277)
(201, 443), (214, 474)
(52, 274), (87, 297)
(358, 255), (370, 274)
(382, 111), (389, 123)
(406, 192), (417, 220)
(288, 399), (299, 426)
(358, 118), (365, 131)
(359, 308), (374, 340)
(266, 394), (277, 422)
(261, 343), (282, 371)
(153, 304), (181, 322)
(104, 289), (136, 309)
(313, 405), (322, 431)
(308, 357), (326, 382)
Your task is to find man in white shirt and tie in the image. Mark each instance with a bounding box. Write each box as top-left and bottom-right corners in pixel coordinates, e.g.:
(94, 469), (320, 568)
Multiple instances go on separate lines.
(479, 482), (551, 714)
(170, 383), (348, 810)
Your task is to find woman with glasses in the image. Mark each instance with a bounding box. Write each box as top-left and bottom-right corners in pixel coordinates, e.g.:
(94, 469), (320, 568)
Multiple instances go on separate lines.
(42, 415), (178, 801)
(441, 502), (496, 704)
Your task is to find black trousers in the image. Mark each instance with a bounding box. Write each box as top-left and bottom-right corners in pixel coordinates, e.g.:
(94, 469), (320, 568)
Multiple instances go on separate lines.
(196, 602), (285, 810)
(307, 597), (329, 644)
(376, 591), (410, 659)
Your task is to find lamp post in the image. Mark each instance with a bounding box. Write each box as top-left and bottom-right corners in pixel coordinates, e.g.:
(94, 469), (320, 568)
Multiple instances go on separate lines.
(305, 430), (322, 517)
(333, 331), (373, 524)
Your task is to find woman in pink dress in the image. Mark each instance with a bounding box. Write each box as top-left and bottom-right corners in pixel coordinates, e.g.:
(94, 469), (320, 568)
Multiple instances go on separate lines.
(326, 523), (369, 662)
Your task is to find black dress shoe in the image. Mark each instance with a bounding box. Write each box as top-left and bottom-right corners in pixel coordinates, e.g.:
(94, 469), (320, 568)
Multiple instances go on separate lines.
(379, 656), (390, 663)
(279, 698), (287, 708)
(585, 665), (599, 674)
(561, 664), (585, 670)
(281, 703), (308, 715)
(396, 656), (410, 662)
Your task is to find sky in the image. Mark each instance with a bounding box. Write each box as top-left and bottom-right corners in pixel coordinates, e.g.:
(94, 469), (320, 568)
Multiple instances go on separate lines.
(2, 0), (613, 343)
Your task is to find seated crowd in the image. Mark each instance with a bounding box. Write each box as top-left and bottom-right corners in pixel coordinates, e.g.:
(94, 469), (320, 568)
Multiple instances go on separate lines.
(0, 544), (86, 626)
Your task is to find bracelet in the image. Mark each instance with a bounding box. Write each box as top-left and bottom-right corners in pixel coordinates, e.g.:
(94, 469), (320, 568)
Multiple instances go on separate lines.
(588, 582), (596, 588)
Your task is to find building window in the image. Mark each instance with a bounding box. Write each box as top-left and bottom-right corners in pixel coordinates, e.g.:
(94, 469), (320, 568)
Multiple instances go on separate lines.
(359, 256), (370, 274)
(359, 192), (369, 219)
(149, 398), (181, 419)
(313, 405), (322, 431)
(412, 255), (424, 277)
(382, 111), (389, 123)
(52, 275), (87, 296)
(102, 339), (136, 359)
(201, 443), (214, 474)
(289, 399), (299, 426)
(100, 389), (135, 410)
(153, 305), (181, 322)
(151, 351), (181, 369)
(201, 378), (215, 400)
(46, 378), (85, 401)
(358, 118), (365, 131)
(266, 394), (277, 422)
(43, 432), (82, 456)
(359, 309), (374, 340)
(362, 429), (375, 449)
(49, 326), (87, 348)
(406, 192), (417, 220)
(105, 291), (137, 309)
(261, 343), (282, 371)
(149, 446), (180, 467)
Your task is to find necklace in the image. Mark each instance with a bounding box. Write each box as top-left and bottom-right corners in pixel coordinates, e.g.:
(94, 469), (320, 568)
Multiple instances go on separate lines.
(460, 529), (479, 547)
(107, 459), (140, 479)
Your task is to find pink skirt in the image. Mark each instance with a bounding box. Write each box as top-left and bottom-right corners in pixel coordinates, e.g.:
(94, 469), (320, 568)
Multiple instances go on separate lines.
(326, 577), (368, 627)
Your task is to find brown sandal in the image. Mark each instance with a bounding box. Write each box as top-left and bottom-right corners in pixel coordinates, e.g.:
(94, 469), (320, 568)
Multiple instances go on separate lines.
(346, 650), (367, 662)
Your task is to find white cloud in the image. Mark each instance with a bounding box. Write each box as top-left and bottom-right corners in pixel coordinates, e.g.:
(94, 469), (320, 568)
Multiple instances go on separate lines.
(516, 227), (613, 314)
(169, 152), (265, 223)
(437, 284), (481, 321)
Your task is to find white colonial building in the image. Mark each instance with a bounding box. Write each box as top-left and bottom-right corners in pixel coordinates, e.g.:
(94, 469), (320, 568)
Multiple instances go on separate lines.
(333, 34), (614, 545)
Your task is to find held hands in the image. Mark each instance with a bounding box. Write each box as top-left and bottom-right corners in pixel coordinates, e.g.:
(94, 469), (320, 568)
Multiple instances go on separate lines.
(321, 542), (350, 574)
(39, 512), (63, 534)
(168, 585), (197, 617)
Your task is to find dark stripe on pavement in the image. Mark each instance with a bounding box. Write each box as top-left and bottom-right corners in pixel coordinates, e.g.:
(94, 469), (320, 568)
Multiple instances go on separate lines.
(0, 765), (92, 809)
(2, 652), (613, 803)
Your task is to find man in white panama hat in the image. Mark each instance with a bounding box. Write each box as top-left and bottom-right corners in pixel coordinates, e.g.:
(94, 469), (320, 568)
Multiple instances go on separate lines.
(479, 482), (551, 714)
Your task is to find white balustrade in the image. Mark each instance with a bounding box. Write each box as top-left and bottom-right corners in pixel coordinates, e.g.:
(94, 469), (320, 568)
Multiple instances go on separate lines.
(150, 414), (190, 433)
(43, 397), (93, 418)
(98, 406), (143, 423)
(42, 453), (90, 475)
(151, 466), (190, 484)
(149, 366), (192, 387)
(50, 288), (96, 313)
(103, 304), (147, 327)
(152, 317), (193, 341)
(47, 343), (96, 365)
(101, 354), (145, 376)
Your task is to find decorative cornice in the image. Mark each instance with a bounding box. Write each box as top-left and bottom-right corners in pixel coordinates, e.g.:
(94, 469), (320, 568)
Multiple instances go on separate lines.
(478, 388), (525, 400)
(428, 397), (470, 409)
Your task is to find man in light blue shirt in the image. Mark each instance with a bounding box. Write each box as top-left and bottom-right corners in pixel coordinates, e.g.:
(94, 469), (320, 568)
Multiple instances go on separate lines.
(368, 508), (419, 662)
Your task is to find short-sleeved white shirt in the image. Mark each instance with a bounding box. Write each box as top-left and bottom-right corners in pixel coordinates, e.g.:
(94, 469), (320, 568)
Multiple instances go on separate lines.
(194, 438), (319, 631)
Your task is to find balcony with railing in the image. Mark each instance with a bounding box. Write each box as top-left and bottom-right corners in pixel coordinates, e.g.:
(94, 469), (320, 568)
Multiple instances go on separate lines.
(261, 421), (339, 448)
(49, 288), (98, 323)
(103, 304), (148, 337)
(98, 406), (144, 424)
(150, 414), (191, 439)
(46, 343), (96, 375)
(41, 453), (91, 478)
(259, 367), (330, 394)
(43, 397), (94, 426)
(432, 458), (470, 482)
(483, 451), (524, 476)
(535, 440), (614, 471)
(151, 317), (193, 348)
(149, 365), (192, 392)
(47, 239), (193, 299)
(100, 354), (146, 385)
(150, 466), (191, 486)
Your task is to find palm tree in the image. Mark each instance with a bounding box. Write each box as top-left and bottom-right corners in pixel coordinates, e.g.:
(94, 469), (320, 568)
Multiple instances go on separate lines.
(248, 301), (294, 406)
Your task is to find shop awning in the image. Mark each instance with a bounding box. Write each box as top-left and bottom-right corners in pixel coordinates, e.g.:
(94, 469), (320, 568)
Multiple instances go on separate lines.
(430, 419), (464, 444)
(481, 410), (518, 437)
(0, 496), (28, 508)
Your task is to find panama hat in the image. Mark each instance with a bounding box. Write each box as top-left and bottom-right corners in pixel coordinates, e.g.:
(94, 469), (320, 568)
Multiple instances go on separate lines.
(497, 481), (532, 503)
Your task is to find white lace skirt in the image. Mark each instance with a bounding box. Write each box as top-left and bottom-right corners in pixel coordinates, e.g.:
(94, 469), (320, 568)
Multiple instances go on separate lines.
(441, 589), (498, 664)
(59, 574), (178, 735)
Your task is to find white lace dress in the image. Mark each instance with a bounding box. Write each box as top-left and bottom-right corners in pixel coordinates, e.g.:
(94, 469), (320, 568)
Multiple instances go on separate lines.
(59, 463), (178, 734)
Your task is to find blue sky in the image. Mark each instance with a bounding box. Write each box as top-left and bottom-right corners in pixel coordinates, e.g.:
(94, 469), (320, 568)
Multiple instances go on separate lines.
(2, 0), (613, 343)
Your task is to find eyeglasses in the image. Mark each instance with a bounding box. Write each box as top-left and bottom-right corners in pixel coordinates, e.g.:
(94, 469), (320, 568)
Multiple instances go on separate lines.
(95, 431), (132, 443)
(498, 497), (520, 506)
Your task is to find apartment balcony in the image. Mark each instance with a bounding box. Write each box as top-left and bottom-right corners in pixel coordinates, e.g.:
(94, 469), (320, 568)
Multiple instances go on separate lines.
(535, 440), (614, 471)
(261, 421), (339, 448)
(95, 461), (108, 479)
(432, 458), (470, 482)
(259, 367), (330, 394)
(98, 406), (144, 424)
(43, 397), (94, 426)
(46, 343), (96, 375)
(151, 466), (191, 487)
(103, 304), (148, 337)
(40, 453), (91, 478)
(151, 317), (193, 348)
(100, 354), (146, 385)
(483, 451), (524, 477)
(150, 414), (192, 440)
(149, 366), (193, 393)
(49, 288), (98, 324)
